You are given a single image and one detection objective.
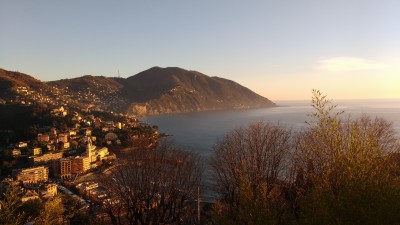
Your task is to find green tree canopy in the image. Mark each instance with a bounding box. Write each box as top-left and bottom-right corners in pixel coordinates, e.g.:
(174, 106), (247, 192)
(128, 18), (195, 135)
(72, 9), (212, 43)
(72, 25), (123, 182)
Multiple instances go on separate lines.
(294, 90), (400, 225)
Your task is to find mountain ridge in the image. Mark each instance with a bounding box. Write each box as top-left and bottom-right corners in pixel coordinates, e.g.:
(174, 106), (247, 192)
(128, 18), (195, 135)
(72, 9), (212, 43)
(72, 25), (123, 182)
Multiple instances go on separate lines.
(0, 67), (276, 115)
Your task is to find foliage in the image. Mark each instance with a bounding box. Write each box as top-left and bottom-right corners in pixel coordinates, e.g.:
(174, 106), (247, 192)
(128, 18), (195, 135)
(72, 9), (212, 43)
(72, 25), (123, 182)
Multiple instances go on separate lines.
(61, 193), (83, 221)
(0, 104), (52, 145)
(210, 90), (400, 225)
(33, 196), (64, 225)
(294, 89), (400, 225)
(0, 180), (25, 225)
(0, 180), (66, 225)
(20, 198), (43, 222)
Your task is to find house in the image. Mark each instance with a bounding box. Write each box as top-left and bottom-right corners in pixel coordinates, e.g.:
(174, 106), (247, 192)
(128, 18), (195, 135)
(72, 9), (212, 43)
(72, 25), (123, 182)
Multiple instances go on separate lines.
(46, 144), (56, 151)
(62, 142), (70, 149)
(33, 147), (42, 156)
(57, 133), (69, 143)
(12, 166), (49, 184)
(12, 149), (21, 156)
(39, 183), (57, 198)
(83, 140), (109, 163)
(53, 155), (91, 179)
(72, 115), (82, 122)
(72, 156), (91, 174)
(96, 147), (109, 161)
(51, 106), (67, 117)
(37, 134), (50, 142)
(21, 189), (39, 202)
(17, 86), (28, 93)
(105, 121), (114, 128)
(17, 142), (28, 148)
(83, 129), (92, 136)
(53, 158), (72, 179)
(76, 181), (98, 193)
(68, 130), (77, 137)
(117, 122), (122, 129)
(30, 152), (62, 165)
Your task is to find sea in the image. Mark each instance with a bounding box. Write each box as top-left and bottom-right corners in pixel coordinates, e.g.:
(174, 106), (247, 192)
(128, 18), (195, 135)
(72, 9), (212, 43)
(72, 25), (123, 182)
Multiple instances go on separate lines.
(142, 99), (400, 200)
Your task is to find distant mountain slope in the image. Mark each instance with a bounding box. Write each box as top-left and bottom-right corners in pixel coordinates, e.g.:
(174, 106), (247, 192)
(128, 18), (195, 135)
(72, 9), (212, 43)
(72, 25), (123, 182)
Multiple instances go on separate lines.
(0, 67), (276, 115)
(118, 67), (275, 115)
(48, 75), (123, 93)
(0, 69), (48, 96)
(48, 75), (128, 112)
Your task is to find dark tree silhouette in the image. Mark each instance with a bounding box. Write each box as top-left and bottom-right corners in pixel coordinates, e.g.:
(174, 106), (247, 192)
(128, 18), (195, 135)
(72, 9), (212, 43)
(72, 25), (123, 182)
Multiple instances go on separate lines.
(98, 141), (203, 225)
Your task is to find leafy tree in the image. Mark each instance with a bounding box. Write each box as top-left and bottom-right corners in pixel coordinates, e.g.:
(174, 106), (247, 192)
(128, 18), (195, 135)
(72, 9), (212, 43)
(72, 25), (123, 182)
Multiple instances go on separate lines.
(61, 193), (82, 221)
(0, 180), (65, 225)
(0, 180), (24, 225)
(293, 90), (400, 225)
(20, 198), (43, 223)
(34, 196), (64, 225)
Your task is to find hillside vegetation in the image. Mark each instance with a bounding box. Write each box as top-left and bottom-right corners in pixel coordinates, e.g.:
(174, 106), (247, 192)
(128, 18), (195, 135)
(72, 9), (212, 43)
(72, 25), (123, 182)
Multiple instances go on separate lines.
(1, 67), (275, 116)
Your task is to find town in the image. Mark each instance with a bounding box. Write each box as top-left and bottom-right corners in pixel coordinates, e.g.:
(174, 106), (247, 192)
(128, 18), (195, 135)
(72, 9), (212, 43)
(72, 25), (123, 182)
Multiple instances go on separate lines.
(0, 87), (160, 223)
(7, 75), (130, 113)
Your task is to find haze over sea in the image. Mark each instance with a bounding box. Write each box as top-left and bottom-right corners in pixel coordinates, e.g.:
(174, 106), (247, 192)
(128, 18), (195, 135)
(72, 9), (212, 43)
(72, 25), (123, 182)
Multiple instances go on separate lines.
(144, 99), (400, 157)
(143, 99), (400, 200)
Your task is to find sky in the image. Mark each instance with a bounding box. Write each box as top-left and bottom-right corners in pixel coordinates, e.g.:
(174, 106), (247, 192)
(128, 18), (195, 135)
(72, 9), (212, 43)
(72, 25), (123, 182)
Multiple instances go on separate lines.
(1, 1), (399, 100)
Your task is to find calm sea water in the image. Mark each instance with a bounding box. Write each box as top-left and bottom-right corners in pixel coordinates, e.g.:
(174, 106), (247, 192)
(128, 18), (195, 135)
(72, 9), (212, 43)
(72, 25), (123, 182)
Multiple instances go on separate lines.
(143, 99), (400, 200)
(144, 99), (400, 157)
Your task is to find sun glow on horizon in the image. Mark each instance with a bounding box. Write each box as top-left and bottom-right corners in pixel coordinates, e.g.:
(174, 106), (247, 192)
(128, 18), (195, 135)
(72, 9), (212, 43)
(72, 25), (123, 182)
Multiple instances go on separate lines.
(247, 56), (400, 101)
(315, 57), (388, 72)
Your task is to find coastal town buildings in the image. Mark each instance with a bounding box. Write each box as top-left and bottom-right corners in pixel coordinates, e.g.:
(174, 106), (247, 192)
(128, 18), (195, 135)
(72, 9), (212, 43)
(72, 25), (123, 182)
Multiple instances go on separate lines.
(84, 138), (109, 163)
(33, 147), (42, 156)
(57, 133), (69, 143)
(50, 138), (109, 179)
(37, 133), (50, 142)
(21, 189), (39, 202)
(0, 83), (161, 222)
(39, 183), (58, 198)
(12, 166), (49, 184)
(12, 149), (21, 156)
(31, 152), (63, 165)
(54, 158), (72, 179)
(72, 156), (91, 174)
(17, 142), (28, 148)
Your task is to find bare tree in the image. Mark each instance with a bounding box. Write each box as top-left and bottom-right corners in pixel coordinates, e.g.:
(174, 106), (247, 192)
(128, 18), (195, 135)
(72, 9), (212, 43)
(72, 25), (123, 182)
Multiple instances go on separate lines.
(210, 121), (293, 224)
(98, 140), (203, 225)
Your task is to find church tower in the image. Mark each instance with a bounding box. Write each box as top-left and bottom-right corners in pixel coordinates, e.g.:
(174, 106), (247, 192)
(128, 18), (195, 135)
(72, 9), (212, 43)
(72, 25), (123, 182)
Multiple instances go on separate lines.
(84, 136), (96, 161)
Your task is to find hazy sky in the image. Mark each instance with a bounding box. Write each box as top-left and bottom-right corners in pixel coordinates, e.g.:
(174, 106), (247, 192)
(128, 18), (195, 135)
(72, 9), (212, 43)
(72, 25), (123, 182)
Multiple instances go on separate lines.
(1, 1), (399, 100)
